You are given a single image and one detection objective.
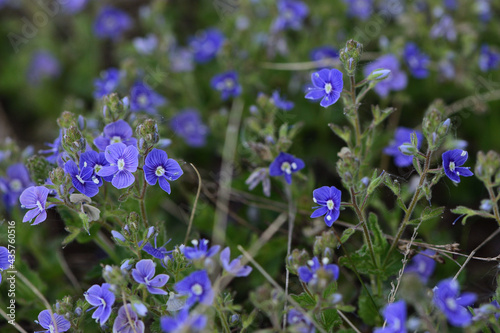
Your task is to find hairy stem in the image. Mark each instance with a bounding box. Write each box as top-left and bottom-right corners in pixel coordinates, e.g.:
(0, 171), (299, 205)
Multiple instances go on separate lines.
(350, 187), (378, 268)
(283, 182), (296, 331)
(349, 75), (362, 147)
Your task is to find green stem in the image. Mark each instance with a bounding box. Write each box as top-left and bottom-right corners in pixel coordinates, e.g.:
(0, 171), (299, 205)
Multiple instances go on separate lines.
(283, 181), (296, 331)
(216, 299), (231, 333)
(350, 187), (377, 268)
(383, 149), (433, 268)
(138, 172), (149, 227)
(349, 75), (362, 147)
(486, 185), (500, 226)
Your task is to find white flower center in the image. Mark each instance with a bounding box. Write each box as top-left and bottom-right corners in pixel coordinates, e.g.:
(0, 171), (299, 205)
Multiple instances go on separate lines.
(281, 162), (292, 174)
(418, 261), (426, 273)
(138, 93), (149, 106)
(76, 174), (85, 184)
(224, 78), (234, 89)
(446, 297), (457, 310)
(10, 179), (22, 192)
(36, 200), (43, 212)
(117, 158), (125, 171)
(155, 166), (165, 177)
(326, 199), (334, 210)
(449, 161), (455, 171)
(110, 136), (122, 144)
(92, 176), (100, 184)
(94, 164), (103, 173)
(191, 283), (203, 296)
(324, 83), (333, 94)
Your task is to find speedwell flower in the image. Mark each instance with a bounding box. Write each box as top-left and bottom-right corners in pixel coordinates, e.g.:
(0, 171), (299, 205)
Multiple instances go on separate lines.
(189, 28), (225, 64)
(132, 259), (169, 295)
(311, 186), (341, 227)
(433, 278), (476, 327)
(35, 310), (71, 333)
(305, 68), (343, 108)
(298, 257), (339, 284)
(93, 6), (132, 40)
(384, 127), (423, 168)
(94, 68), (121, 98)
(442, 149), (473, 183)
(84, 283), (115, 325)
(374, 300), (407, 333)
(94, 119), (137, 151)
(98, 142), (139, 189)
(19, 186), (51, 225)
(64, 160), (99, 197)
(170, 110), (209, 147)
(404, 249), (436, 283)
(143, 148), (183, 194)
(112, 304), (145, 333)
(220, 247), (253, 277)
(130, 81), (167, 114)
(175, 270), (214, 307)
(269, 152), (305, 184)
(182, 239), (220, 261)
(0, 163), (33, 209)
(161, 308), (207, 333)
(210, 71), (242, 100)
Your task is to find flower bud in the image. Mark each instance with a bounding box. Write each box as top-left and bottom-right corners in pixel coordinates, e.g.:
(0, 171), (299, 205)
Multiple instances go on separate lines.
(57, 111), (77, 129)
(367, 68), (391, 81)
(49, 167), (67, 186)
(398, 143), (418, 156)
(136, 119), (159, 152)
(339, 39), (363, 76)
(62, 126), (85, 154)
(26, 155), (51, 185)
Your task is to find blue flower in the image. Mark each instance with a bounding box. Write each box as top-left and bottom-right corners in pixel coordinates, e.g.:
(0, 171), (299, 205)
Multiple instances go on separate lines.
(442, 149), (473, 183)
(344, 0), (374, 20)
(479, 45), (500, 72)
(93, 6), (132, 40)
(64, 160), (100, 197)
(433, 278), (476, 327)
(210, 71), (242, 100)
(133, 34), (158, 55)
(189, 28), (225, 64)
(287, 308), (314, 333)
(80, 150), (112, 184)
(430, 15), (456, 41)
(27, 50), (61, 85)
(374, 300), (407, 333)
(143, 148), (183, 194)
(170, 109), (209, 147)
(272, 0), (309, 32)
(139, 236), (171, 260)
(0, 246), (11, 271)
(311, 186), (341, 227)
(132, 259), (170, 295)
(175, 270), (214, 307)
(19, 186), (51, 225)
(305, 68), (343, 108)
(220, 247), (253, 277)
(35, 310), (71, 333)
(130, 81), (167, 114)
(94, 120), (137, 152)
(98, 142), (139, 189)
(169, 46), (194, 73)
(161, 308), (207, 333)
(364, 54), (407, 97)
(404, 249), (436, 283)
(269, 152), (305, 184)
(310, 46), (338, 63)
(84, 283), (115, 325)
(112, 304), (145, 333)
(94, 68), (121, 99)
(40, 130), (65, 166)
(0, 163), (33, 210)
(245, 168), (271, 197)
(476, 0), (491, 22)
(384, 127), (423, 167)
(271, 91), (294, 111)
(61, 0), (88, 14)
(182, 239), (220, 261)
(298, 257), (339, 284)
(403, 43), (430, 79)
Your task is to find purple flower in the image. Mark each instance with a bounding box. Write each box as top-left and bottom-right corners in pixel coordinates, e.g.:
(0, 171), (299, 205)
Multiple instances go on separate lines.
(220, 247), (252, 277)
(27, 50), (60, 85)
(35, 310), (71, 333)
(174, 270), (214, 307)
(305, 68), (343, 108)
(84, 283), (115, 325)
(384, 127), (423, 168)
(169, 47), (194, 73)
(189, 28), (225, 64)
(271, 91), (294, 111)
(133, 34), (158, 55)
(0, 163), (33, 209)
(161, 309), (207, 332)
(442, 149), (473, 183)
(344, 0), (374, 20)
(64, 160), (100, 197)
(272, 0), (309, 32)
(479, 45), (500, 72)
(287, 309), (314, 333)
(210, 71), (242, 100)
(139, 236), (171, 259)
(298, 257), (339, 284)
(403, 43), (430, 79)
(433, 278), (476, 327)
(269, 152), (305, 184)
(0, 246), (11, 271)
(374, 300), (407, 333)
(182, 239), (220, 261)
(143, 148), (183, 194)
(112, 304), (145, 333)
(130, 81), (167, 114)
(364, 54), (407, 97)
(94, 119), (137, 152)
(476, 0), (491, 22)
(97, 142), (139, 189)
(80, 150), (112, 184)
(94, 68), (121, 98)
(310, 46), (338, 68)
(245, 168), (271, 197)
(40, 130), (65, 166)
(430, 15), (456, 41)
(19, 186), (50, 225)
(404, 249), (436, 283)
(62, 0), (88, 14)
(311, 186), (341, 227)
(443, 0), (457, 10)
(170, 110), (209, 147)
(93, 6), (132, 40)
(132, 259), (169, 295)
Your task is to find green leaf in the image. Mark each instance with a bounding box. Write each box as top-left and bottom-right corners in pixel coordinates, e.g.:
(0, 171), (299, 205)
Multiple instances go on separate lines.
(336, 304), (356, 312)
(367, 212), (388, 251)
(383, 176), (400, 196)
(358, 288), (383, 326)
(367, 170), (385, 196)
(328, 123), (352, 144)
(319, 308), (341, 332)
(291, 292), (316, 308)
(62, 226), (81, 248)
(421, 206), (445, 222)
(340, 228), (356, 244)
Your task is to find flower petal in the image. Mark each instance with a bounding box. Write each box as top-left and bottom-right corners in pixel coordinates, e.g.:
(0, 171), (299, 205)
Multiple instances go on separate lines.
(305, 88), (326, 100)
(112, 171), (135, 189)
(33, 210), (47, 225)
(158, 177), (171, 194)
(311, 69), (329, 88)
(310, 206), (328, 218)
(164, 159), (183, 181)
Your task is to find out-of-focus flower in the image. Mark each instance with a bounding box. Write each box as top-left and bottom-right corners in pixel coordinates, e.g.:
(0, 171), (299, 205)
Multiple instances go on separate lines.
(364, 54), (407, 97)
(404, 249), (436, 283)
(182, 239), (220, 261)
(161, 309), (207, 332)
(0, 163), (33, 209)
(344, 0), (374, 20)
(270, 91), (294, 111)
(27, 50), (60, 85)
(479, 45), (500, 72)
(374, 300), (407, 333)
(430, 15), (456, 41)
(433, 278), (476, 327)
(130, 82), (167, 114)
(272, 0), (309, 32)
(133, 34), (158, 55)
(93, 6), (132, 40)
(210, 71), (242, 100)
(298, 257), (339, 284)
(384, 127), (423, 167)
(174, 270), (214, 307)
(170, 109), (209, 147)
(403, 43), (430, 79)
(189, 28), (225, 64)
(112, 304), (145, 333)
(220, 247), (252, 277)
(94, 68), (121, 99)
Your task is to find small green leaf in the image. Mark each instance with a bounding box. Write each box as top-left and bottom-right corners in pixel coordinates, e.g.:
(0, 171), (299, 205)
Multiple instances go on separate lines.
(367, 170), (385, 195)
(340, 228), (356, 244)
(291, 292), (316, 308)
(62, 226), (81, 247)
(319, 308), (341, 332)
(328, 123), (352, 144)
(336, 305), (356, 313)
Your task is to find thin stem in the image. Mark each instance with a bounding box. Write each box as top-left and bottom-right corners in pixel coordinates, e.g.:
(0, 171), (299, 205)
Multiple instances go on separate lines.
(383, 150), (433, 268)
(349, 75), (362, 147)
(487, 185), (500, 226)
(283, 183), (296, 331)
(139, 174), (148, 227)
(216, 298), (231, 333)
(184, 163), (202, 245)
(122, 289), (138, 333)
(337, 309), (362, 333)
(350, 187), (377, 268)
